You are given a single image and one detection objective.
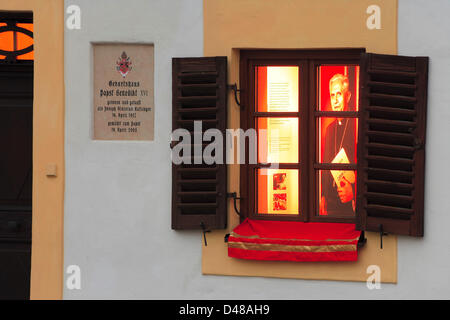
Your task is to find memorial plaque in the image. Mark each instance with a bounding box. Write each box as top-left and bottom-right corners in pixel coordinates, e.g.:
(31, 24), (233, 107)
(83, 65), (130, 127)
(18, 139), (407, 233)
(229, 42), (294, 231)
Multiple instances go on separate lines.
(93, 44), (154, 140)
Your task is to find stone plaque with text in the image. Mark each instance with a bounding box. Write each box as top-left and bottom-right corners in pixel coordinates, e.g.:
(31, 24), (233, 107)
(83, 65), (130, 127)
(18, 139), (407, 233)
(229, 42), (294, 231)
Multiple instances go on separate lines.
(93, 44), (154, 140)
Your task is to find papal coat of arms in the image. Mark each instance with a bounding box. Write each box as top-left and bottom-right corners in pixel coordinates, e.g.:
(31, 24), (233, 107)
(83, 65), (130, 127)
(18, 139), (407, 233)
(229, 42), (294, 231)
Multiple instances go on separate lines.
(116, 51), (132, 78)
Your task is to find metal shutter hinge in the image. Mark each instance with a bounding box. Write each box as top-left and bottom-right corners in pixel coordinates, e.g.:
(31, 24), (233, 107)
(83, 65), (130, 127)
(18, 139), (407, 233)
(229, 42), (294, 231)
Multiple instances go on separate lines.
(413, 138), (424, 150)
(200, 222), (211, 247)
(357, 230), (367, 248)
(228, 83), (243, 109)
(227, 192), (243, 217)
(379, 224), (388, 249)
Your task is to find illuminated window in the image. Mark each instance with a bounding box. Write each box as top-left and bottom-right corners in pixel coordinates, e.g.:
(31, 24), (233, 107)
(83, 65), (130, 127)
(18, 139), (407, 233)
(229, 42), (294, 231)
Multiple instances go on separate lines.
(0, 12), (34, 61)
(317, 66), (359, 218)
(255, 66), (300, 216)
(240, 49), (362, 223)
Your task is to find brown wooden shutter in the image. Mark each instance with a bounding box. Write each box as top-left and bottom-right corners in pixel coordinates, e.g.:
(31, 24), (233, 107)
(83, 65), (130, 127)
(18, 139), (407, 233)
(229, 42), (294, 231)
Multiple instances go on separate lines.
(171, 57), (227, 230)
(356, 53), (428, 237)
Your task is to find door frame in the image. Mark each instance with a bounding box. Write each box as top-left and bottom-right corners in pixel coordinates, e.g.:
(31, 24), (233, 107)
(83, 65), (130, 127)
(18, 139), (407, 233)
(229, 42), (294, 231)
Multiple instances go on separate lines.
(0, 0), (65, 299)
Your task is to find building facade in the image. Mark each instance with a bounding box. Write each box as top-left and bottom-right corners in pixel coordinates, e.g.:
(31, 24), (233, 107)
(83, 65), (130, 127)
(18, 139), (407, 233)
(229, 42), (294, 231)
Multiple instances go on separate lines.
(0, 0), (448, 299)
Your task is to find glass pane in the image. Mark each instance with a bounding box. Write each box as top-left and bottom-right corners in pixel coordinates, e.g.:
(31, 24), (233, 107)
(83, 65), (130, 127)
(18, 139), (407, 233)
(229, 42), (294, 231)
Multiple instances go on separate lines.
(0, 23), (13, 59)
(0, 23), (34, 60)
(318, 170), (356, 217)
(255, 66), (299, 112)
(258, 117), (298, 163)
(317, 65), (359, 111)
(318, 117), (357, 164)
(16, 23), (34, 60)
(257, 169), (299, 215)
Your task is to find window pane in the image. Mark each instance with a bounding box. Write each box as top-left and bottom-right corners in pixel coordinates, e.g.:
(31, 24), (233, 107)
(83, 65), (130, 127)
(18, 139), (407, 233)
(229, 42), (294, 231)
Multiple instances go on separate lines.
(0, 23), (34, 60)
(258, 117), (298, 163)
(255, 66), (299, 112)
(257, 169), (299, 215)
(317, 65), (359, 111)
(318, 117), (357, 164)
(16, 23), (34, 60)
(0, 23), (13, 59)
(318, 170), (356, 218)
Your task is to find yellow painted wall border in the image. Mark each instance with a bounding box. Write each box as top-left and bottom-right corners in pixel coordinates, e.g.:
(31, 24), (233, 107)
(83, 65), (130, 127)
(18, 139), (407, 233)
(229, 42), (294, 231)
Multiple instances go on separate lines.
(203, 0), (398, 283)
(0, 0), (65, 299)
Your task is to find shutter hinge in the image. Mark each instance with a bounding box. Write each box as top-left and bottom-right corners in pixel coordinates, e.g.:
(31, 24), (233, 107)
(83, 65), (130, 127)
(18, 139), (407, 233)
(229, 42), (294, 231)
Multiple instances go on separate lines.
(413, 138), (424, 150)
(357, 230), (367, 248)
(379, 224), (388, 249)
(228, 83), (243, 109)
(200, 222), (211, 247)
(227, 192), (243, 217)
(224, 233), (230, 243)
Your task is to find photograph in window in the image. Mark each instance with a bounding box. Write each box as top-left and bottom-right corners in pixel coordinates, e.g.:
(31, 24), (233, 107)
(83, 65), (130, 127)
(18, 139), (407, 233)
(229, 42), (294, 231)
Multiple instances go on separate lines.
(317, 66), (359, 217)
(257, 169), (299, 215)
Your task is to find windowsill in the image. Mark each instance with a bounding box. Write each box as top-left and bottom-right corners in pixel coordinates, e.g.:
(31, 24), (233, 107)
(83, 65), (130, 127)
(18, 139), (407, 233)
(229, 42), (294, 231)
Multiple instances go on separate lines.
(202, 227), (397, 283)
(226, 218), (362, 262)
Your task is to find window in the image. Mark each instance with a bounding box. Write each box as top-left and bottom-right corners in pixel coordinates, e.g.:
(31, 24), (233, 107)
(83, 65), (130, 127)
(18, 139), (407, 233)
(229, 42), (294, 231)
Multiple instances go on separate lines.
(237, 49), (428, 236)
(240, 49), (363, 224)
(0, 12), (34, 61)
(171, 51), (428, 238)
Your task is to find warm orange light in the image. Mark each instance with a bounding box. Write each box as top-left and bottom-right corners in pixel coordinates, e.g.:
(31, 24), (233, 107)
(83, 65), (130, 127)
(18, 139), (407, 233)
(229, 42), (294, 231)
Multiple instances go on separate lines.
(257, 66), (299, 215)
(258, 117), (298, 164)
(257, 169), (299, 215)
(0, 23), (34, 60)
(16, 23), (34, 60)
(317, 66), (359, 217)
(267, 67), (298, 112)
(0, 23), (13, 59)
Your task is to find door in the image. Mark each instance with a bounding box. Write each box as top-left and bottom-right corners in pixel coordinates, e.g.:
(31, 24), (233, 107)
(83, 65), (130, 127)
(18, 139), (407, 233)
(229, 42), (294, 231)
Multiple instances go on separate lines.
(0, 12), (33, 300)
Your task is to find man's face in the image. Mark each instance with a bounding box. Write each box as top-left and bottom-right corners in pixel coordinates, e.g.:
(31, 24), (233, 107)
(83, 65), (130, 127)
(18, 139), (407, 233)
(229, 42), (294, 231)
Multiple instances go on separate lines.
(330, 82), (349, 112)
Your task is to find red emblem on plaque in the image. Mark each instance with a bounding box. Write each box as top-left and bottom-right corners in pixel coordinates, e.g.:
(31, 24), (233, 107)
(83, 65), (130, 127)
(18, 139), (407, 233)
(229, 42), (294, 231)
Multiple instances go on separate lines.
(116, 51), (132, 78)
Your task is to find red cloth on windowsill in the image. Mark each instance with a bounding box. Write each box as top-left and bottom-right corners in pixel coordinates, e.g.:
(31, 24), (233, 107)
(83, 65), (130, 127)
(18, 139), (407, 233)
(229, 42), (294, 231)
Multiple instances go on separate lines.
(227, 218), (361, 262)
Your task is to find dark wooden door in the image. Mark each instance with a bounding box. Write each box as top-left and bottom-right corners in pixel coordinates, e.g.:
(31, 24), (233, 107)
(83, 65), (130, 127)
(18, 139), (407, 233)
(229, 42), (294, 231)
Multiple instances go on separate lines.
(0, 62), (33, 299)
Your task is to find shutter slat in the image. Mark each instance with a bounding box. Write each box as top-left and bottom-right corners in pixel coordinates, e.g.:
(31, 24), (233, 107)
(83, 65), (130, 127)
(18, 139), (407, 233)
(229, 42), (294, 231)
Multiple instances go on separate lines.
(366, 143), (415, 153)
(178, 72), (218, 77)
(178, 167), (218, 173)
(172, 57), (227, 230)
(356, 53), (428, 237)
(178, 96), (217, 101)
(178, 191), (219, 196)
(367, 105), (416, 116)
(367, 81), (417, 90)
(366, 130), (414, 139)
(177, 203), (218, 208)
(367, 118), (416, 128)
(366, 180), (414, 195)
(366, 155), (414, 165)
(368, 69), (417, 78)
(180, 83), (218, 88)
(365, 167), (414, 179)
(179, 179), (218, 184)
(178, 107), (218, 114)
(366, 192), (413, 204)
(177, 119), (218, 125)
(367, 93), (417, 103)
(366, 204), (413, 220)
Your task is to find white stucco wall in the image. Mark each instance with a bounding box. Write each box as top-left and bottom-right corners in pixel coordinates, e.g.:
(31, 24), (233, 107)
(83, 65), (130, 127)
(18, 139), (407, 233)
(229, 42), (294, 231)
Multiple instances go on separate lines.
(64, 0), (450, 299)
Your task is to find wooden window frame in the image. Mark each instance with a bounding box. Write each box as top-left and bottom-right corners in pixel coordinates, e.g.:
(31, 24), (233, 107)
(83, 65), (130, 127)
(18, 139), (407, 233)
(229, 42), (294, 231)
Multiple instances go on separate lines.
(239, 48), (365, 224)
